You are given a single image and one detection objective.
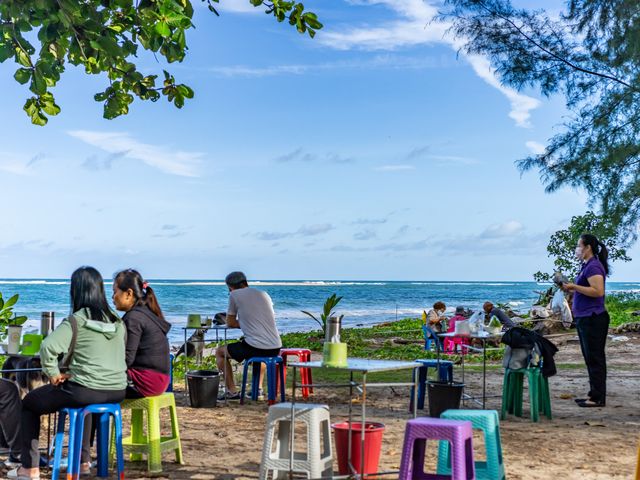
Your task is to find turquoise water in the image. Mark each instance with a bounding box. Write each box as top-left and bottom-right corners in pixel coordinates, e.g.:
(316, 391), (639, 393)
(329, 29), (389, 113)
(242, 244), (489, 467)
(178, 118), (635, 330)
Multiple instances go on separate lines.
(1, 279), (638, 345)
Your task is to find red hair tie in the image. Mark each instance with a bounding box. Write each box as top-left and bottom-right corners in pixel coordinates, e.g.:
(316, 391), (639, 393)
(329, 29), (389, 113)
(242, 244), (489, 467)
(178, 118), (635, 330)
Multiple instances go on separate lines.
(142, 282), (149, 290)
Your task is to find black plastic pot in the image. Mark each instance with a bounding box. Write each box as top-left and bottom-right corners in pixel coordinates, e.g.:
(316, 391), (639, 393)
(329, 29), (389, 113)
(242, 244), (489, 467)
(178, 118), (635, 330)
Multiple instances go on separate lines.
(186, 370), (220, 408)
(426, 380), (464, 417)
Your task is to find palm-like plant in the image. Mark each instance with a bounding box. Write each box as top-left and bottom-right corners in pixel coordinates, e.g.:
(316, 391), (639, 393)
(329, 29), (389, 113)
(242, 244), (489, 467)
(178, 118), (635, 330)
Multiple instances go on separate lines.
(0, 292), (28, 341)
(302, 293), (344, 336)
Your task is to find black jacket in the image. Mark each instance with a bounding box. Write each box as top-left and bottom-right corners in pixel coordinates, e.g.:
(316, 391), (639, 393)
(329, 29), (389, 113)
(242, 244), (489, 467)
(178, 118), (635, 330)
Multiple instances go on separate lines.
(123, 305), (171, 375)
(501, 327), (558, 378)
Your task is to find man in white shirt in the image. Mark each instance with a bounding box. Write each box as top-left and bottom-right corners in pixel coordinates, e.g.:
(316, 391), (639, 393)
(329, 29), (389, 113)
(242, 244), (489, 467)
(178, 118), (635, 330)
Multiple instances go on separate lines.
(215, 271), (282, 400)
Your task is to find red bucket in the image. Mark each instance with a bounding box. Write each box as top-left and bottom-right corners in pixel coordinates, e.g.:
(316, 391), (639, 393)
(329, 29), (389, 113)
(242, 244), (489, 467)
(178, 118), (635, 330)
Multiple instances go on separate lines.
(332, 421), (385, 475)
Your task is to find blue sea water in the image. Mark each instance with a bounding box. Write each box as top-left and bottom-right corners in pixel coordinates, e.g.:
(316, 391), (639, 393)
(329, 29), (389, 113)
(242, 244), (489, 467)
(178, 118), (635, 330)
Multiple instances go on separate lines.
(1, 279), (638, 345)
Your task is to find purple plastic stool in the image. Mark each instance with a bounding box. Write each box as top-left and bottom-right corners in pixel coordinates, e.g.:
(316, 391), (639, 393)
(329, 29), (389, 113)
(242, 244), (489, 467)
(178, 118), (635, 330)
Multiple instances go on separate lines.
(399, 417), (475, 480)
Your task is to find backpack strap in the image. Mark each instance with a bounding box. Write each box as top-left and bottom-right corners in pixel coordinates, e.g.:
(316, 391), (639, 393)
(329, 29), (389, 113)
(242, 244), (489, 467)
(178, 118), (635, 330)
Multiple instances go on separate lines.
(60, 315), (78, 371)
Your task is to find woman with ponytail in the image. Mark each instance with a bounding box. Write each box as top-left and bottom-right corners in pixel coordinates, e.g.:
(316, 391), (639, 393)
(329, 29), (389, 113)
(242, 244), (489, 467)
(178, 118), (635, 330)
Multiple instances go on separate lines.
(112, 269), (171, 398)
(562, 234), (610, 408)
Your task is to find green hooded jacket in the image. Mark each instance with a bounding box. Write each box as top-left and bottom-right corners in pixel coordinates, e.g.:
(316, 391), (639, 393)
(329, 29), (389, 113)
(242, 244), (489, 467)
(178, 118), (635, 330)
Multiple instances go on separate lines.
(40, 307), (127, 391)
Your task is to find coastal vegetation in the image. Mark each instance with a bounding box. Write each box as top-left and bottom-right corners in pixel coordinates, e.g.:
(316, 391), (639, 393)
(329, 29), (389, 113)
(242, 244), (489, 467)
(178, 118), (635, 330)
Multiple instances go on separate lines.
(0, 0), (322, 124)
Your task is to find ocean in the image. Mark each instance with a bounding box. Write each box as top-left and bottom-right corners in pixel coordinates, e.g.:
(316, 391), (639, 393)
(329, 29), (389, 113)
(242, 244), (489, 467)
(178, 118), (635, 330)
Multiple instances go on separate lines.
(1, 279), (638, 345)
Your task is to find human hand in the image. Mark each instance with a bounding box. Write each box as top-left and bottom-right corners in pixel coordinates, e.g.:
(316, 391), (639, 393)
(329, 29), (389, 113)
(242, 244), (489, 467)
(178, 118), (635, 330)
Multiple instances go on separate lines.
(50, 373), (71, 385)
(562, 282), (576, 292)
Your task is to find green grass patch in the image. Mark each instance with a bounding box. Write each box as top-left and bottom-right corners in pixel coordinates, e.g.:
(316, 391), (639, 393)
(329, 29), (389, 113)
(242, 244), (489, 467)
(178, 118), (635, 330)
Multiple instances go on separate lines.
(606, 292), (640, 327)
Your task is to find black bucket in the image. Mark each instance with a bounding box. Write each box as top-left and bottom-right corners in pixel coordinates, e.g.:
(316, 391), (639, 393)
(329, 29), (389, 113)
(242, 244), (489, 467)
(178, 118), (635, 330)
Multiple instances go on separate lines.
(187, 370), (220, 408)
(426, 381), (464, 417)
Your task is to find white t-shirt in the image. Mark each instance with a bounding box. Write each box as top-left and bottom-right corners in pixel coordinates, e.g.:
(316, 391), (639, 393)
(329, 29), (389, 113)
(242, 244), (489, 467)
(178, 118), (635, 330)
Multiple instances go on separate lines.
(227, 288), (282, 350)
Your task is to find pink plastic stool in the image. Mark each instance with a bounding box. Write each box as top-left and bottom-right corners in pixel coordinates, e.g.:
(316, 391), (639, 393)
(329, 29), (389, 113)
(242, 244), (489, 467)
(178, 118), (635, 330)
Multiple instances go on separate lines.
(444, 336), (470, 355)
(280, 348), (313, 398)
(399, 417), (475, 480)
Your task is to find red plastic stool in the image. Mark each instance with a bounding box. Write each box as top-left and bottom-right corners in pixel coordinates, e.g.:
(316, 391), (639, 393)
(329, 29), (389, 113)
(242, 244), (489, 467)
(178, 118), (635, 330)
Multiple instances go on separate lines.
(444, 336), (470, 354)
(280, 348), (313, 398)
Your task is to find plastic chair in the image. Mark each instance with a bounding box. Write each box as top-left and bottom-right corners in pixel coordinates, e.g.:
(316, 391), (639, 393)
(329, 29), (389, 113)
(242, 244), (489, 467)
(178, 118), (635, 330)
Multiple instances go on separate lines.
(439, 409), (505, 480)
(113, 392), (183, 474)
(501, 366), (551, 422)
(259, 403), (333, 479)
(280, 348), (313, 398)
(399, 417), (475, 480)
(51, 408), (81, 480)
(444, 336), (470, 355)
(240, 356), (286, 405)
(409, 359), (454, 411)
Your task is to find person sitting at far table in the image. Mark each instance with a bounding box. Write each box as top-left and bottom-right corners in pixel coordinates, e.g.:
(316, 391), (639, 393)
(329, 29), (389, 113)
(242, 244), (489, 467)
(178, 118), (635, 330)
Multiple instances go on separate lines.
(425, 301), (448, 333)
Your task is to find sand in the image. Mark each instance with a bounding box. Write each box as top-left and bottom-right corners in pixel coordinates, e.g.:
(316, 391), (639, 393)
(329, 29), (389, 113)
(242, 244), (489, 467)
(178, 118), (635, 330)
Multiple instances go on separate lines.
(4, 332), (640, 479)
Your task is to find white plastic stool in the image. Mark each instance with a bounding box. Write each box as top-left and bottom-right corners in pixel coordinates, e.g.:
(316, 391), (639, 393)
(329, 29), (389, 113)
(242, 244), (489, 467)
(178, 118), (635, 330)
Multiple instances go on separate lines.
(259, 402), (333, 480)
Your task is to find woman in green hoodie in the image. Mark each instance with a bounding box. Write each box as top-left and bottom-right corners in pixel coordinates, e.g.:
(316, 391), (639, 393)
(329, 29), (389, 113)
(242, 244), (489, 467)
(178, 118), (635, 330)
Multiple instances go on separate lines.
(8, 267), (127, 480)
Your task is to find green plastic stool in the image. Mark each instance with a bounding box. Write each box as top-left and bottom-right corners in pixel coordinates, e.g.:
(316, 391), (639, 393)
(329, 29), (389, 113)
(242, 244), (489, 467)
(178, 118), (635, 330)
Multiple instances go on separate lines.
(111, 392), (184, 473)
(437, 409), (506, 480)
(501, 367), (551, 422)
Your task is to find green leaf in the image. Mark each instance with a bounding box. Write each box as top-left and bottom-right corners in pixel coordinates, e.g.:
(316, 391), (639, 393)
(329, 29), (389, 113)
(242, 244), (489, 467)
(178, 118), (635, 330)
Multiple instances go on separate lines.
(155, 22), (171, 37)
(3, 294), (18, 310)
(15, 48), (32, 67)
(0, 43), (13, 62)
(30, 70), (47, 95)
(14, 68), (32, 85)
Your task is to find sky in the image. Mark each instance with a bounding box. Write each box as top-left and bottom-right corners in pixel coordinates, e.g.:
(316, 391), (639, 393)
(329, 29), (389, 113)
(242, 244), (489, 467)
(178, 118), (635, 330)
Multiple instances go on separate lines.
(0, 0), (637, 281)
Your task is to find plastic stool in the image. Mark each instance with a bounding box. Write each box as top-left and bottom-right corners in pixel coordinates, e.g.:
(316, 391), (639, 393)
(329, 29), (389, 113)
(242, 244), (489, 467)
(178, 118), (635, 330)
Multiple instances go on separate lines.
(241, 356), (286, 405)
(439, 410), (505, 480)
(501, 367), (551, 422)
(410, 359), (455, 411)
(259, 402), (333, 479)
(444, 336), (470, 355)
(280, 348), (313, 398)
(51, 408), (81, 480)
(399, 417), (475, 480)
(113, 392), (183, 474)
(76, 404), (124, 479)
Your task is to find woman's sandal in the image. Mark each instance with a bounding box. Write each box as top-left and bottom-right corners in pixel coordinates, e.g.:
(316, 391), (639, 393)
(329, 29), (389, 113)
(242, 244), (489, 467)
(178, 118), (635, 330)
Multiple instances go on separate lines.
(577, 399), (605, 408)
(574, 398), (589, 404)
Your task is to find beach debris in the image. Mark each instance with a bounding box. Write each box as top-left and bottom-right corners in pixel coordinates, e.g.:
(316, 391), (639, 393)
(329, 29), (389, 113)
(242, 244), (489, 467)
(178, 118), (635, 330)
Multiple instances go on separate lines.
(559, 393), (573, 399)
(610, 335), (629, 342)
(530, 306), (551, 318)
(613, 322), (640, 333)
(584, 421), (606, 427)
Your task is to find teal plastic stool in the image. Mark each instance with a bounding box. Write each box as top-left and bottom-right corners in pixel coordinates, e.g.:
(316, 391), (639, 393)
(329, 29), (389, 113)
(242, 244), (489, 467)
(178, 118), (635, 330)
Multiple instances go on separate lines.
(501, 367), (551, 422)
(438, 409), (506, 480)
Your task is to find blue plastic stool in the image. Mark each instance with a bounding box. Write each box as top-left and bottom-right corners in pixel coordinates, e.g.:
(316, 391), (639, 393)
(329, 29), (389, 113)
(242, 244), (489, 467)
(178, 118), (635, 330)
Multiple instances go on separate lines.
(51, 408), (82, 480)
(438, 409), (506, 480)
(240, 356), (285, 405)
(410, 359), (455, 411)
(76, 404), (125, 480)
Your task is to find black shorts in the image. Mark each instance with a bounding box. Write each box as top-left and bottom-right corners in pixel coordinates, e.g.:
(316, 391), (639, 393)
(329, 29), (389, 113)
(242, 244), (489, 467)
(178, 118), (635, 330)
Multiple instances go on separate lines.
(226, 339), (281, 362)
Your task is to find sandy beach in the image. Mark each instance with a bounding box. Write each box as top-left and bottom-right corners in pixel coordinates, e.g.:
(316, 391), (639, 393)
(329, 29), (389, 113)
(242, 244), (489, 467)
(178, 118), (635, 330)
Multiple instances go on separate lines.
(16, 330), (634, 480)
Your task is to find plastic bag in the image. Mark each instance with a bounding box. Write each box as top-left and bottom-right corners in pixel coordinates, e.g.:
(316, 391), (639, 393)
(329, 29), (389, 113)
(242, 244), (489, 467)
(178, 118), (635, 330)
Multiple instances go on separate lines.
(467, 310), (484, 333)
(551, 289), (573, 328)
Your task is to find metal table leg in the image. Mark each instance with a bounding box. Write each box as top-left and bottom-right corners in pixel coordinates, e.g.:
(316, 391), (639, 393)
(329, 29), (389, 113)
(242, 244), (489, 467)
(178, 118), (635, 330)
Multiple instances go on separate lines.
(289, 366), (297, 479)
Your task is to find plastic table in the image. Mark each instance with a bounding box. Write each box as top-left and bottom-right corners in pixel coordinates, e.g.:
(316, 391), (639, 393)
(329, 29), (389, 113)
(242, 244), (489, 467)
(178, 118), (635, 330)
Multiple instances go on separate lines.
(288, 358), (420, 479)
(181, 325), (232, 404)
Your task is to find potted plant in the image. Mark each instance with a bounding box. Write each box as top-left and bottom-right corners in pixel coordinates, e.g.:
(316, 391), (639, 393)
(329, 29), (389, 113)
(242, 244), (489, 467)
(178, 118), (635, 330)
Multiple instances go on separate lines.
(0, 293), (28, 353)
(301, 293), (343, 338)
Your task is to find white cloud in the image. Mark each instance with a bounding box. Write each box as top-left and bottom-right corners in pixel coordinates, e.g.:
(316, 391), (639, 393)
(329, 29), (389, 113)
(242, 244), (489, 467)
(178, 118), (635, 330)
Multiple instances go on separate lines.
(0, 152), (37, 175)
(525, 140), (546, 155)
(207, 54), (454, 78)
(481, 220), (524, 239)
(68, 131), (203, 177)
(320, 0), (540, 127)
(375, 164), (415, 171)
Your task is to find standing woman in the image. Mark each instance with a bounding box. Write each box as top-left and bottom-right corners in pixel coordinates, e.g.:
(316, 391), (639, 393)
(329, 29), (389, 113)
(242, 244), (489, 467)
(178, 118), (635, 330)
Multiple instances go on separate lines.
(10, 267), (126, 480)
(563, 234), (610, 408)
(112, 269), (171, 398)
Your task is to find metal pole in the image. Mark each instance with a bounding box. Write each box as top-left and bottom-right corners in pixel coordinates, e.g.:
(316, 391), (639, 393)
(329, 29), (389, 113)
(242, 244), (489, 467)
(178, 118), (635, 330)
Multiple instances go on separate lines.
(183, 327), (188, 396)
(348, 371), (354, 476)
(360, 371), (366, 480)
(482, 338), (487, 409)
(289, 366), (297, 479)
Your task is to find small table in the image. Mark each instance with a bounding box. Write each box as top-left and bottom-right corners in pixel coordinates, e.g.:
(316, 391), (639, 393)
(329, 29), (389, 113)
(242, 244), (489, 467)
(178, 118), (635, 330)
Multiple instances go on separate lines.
(288, 358), (420, 479)
(437, 331), (503, 409)
(181, 325), (231, 402)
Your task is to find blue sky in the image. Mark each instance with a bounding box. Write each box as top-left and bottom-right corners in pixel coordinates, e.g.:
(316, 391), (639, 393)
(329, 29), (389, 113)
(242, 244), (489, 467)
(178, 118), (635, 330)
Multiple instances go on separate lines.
(0, 0), (637, 281)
